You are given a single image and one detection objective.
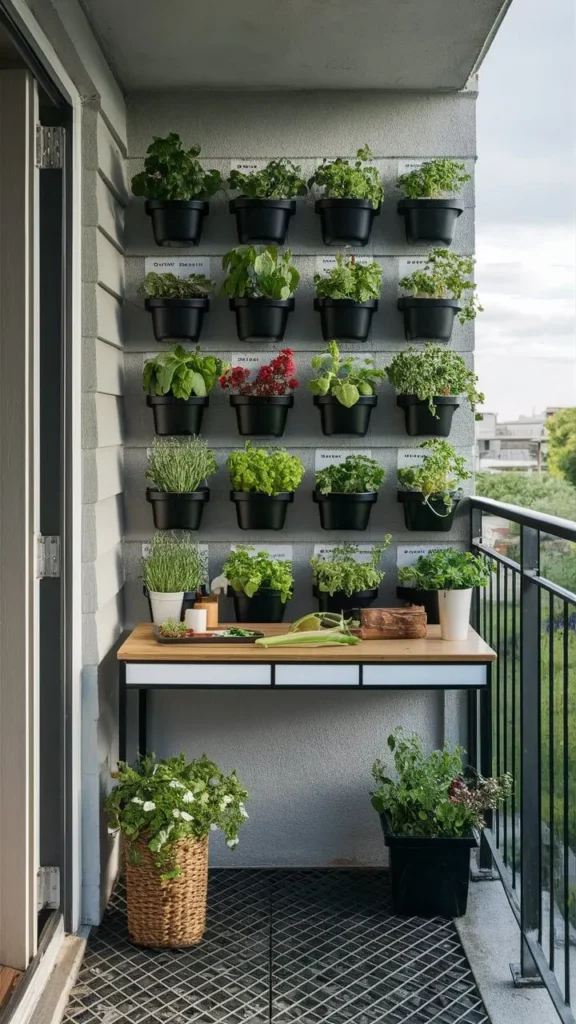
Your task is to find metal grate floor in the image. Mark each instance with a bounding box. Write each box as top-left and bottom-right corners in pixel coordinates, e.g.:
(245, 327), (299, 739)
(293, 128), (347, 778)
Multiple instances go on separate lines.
(63, 870), (489, 1024)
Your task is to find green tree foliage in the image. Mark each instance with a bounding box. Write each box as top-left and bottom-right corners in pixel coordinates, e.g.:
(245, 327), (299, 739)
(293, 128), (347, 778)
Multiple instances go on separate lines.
(546, 408), (576, 489)
(475, 471), (576, 521)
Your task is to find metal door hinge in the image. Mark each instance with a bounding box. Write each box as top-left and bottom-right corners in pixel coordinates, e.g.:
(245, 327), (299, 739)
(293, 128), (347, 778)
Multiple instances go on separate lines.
(35, 125), (65, 169)
(37, 867), (60, 911)
(37, 535), (60, 578)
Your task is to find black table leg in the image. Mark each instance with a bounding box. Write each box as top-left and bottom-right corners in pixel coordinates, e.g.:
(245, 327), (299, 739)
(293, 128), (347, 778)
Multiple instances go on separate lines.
(138, 689), (148, 757)
(118, 660), (127, 762)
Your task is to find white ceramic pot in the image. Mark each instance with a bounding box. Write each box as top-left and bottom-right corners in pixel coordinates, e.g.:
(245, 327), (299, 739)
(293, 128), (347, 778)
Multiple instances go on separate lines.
(438, 588), (472, 641)
(148, 591), (184, 626)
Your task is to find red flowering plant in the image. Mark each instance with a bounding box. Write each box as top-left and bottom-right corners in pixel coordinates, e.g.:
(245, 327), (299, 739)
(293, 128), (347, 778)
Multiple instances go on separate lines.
(219, 349), (299, 398)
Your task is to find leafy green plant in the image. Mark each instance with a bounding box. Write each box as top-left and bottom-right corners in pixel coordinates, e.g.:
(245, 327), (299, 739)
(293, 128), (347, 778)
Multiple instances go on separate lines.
(158, 620), (189, 637)
(371, 730), (512, 838)
(311, 539), (391, 597)
(386, 343), (484, 417)
(398, 549), (493, 591)
(397, 438), (470, 513)
(221, 546), (294, 602)
(142, 532), (207, 593)
(140, 272), (213, 300)
(228, 158), (307, 199)
(308, 341), (386, 408)
(146, 436), (217, 493)
(397, 159), (471, 199)
(143, 346), (230, 400)
(399, 248), (482, 324)
(106, 754), (248, 879)
(315, 455), (385, 495)
(221, 245), (300, 300)
(227, 441), (304, 496)
(131, 134), (222, 201)
(313, 254), (382, 303)
(308, 145), (383, 207)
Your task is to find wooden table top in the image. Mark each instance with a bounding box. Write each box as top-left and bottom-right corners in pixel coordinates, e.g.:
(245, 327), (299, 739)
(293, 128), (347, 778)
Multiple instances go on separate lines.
(118, 623), (496, 664)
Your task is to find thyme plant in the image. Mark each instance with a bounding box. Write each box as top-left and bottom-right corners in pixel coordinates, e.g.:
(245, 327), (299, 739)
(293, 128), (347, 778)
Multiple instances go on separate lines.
(140, 272), (213, 300)
(141, 532), (207, 593)
(399, 248), (483, 324)
(386, 343), (484, 417)
(146, 436), (217, 493)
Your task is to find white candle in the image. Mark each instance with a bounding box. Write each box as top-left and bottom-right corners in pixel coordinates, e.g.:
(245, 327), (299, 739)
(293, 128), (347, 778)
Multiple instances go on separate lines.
(185, 608), (207, 633)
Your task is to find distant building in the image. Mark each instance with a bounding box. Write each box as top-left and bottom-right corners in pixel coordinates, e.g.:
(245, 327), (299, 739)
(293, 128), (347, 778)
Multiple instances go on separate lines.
(475, 408), (563, 472)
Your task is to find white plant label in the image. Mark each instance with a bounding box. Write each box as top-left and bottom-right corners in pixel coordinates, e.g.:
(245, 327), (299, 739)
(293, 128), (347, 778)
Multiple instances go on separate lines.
(396, 544), (453, 569)
(397, 159), (427, 176)
(313, 543), (376, 564)
(314, 254), (379, 275)
(231, 352), (270, 368)
(315, 448), (371, 471)
(145, 256), (211, 277)
(398, 256), (428, 281)
(141, 542), (209, 580)
(397, 448), (427, 469)
(230, 543), (292, 562)
(230, 159), (266, 174)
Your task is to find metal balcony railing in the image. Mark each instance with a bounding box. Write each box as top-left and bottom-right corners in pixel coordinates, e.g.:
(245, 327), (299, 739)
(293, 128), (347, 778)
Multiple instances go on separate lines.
(469, 496), (576, 1024)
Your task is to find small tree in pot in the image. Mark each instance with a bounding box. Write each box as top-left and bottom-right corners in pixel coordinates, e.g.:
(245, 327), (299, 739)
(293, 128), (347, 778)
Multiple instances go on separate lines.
(397, 159), (471, 245)
(398, 248), (483, 342)
(313, 454), (385, 531)
(228, 441), (305, 530)
(387, 344), (484, 437)
(308, 341), (386, 436)
(313, 255), (382, 341)
(219, 349), (298, 437)
(222, 245), (300, 341)
(143, 346), (230, 436)
(311, 539), (391, 613)
(140, 272), (214, 343)
(308, 145), (383, 246)
(146, 436), (217, 531)
(398, 549), (493, 640)
(221, 545), (294, 623)
(397, 438), (470, 532)
(142, 532), (207, 625)
(228, 158), (307, 244)
(131, 134), (222, 246)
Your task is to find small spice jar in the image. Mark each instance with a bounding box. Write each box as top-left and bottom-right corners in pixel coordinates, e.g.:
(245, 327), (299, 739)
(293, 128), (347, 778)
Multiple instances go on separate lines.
(194, 593), (219, 629)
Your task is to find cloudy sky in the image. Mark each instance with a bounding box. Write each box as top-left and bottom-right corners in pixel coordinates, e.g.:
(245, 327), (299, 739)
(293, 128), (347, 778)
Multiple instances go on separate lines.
(475, 0), (576, 419)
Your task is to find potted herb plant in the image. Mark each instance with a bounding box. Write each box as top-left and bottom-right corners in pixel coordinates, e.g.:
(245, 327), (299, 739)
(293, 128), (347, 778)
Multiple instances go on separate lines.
(227, 441), (304, 530)
(106, 754), (248, 947)
(386, 344), (484, 437)
(371, 731), (512, 917)
(222, 245), (300, 341)
(398, 549), (492, 640)
(140, 272), (214, 343)
(219, 348), (298, 437)
(221, 545), (294, 623)
(308, 145), (383, 246)
(141, 532), (207, 625)
(313, 454), (385, 531)
(310, 539), (391, 613)
(143, 346), (230, 436)
(131, 134), (222, 246)
(146, 436), (217, 530)
(308, 341), (385, 437)
(398, 248), (482, 342)
(397, 439), (470, 532)
(228, 158), (308, 244)
(397, 159), (471, 245)
(313, 254), (382, 342)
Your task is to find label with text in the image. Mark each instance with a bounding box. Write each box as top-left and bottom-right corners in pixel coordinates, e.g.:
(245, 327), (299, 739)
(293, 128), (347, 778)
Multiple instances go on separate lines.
(396, 544), (453, 569)
(315, 448), (371, 471)
(230, 159), (266, 174)
(313, 543), (377, 564)
(313, 254), (380, 275)
(397, 449), (427, 469)
(231, 352), (270, 368)
(145, 256), (211, 278)
(398, 256), (428, 281)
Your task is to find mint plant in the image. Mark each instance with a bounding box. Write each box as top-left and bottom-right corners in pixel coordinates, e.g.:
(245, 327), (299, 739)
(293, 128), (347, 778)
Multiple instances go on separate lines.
(397, 159), (470, 200)
(140, 272), (213, 300)
(308, 146), (383, 207)
(143, 346), (230, 400)
(397, 438), (470, 513)
(399, 248), (482, 324)
(221, 545), (294, 602)
(311, 539), (391, 597)
(221, 246), (300, 300)
(228, 158), (307, 200)
(386, 344), (484, 417)
(315, 455), (385, 495)
(227, 442), (305, 496)
(313, 254), (382, 303)
(398, 549), (492, 591)
(146, 436), (217, 493)
(131, 134), (222, 201)
(308, 341), (385, 408)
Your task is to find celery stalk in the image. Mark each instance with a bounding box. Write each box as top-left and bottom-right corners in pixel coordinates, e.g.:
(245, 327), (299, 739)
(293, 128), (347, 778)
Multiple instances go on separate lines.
(255, 629), (360, 648)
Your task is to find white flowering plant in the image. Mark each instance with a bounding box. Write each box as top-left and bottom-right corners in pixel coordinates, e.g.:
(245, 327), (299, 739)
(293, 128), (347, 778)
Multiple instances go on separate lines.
(106, 754), (249, 879)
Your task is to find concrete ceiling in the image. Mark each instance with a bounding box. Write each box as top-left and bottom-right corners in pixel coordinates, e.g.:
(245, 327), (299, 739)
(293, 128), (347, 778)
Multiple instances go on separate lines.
(81, 0), (512, 91)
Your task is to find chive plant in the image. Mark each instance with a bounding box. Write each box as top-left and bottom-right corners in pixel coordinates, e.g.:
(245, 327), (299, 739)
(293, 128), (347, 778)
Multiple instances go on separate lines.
(146, 436), (217, 493)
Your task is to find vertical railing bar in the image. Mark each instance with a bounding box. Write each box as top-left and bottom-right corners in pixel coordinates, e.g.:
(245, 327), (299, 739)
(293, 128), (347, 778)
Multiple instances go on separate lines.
(537, 585), (543, 947)
(548, 589), (555, 972)
(496, 565), (502, 850)
(512, 568), (517, 889)
(562, 601), (570, 1005)
(503, 566), (508, 867)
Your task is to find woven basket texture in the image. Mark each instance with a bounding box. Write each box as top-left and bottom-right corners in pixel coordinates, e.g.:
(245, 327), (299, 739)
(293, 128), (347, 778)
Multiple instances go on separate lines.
(125, 835), (208, 948)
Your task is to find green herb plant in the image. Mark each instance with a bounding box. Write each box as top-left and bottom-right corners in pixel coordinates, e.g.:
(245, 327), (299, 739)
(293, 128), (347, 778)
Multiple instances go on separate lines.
(386, 343), (484, 417)
(143, 346), (230, 400)
(131, 134), (222, 201)
(106, 754), (249, 879)
(308, 145), (383, 207)
(227, 441), (304, 496)
(221, 246), (300, 300)
(313, 254), (382, 303)
(311, 539), (391, 597)
(308, 341), (385, 409)
(397, 438), (470, 514)
(397, 159), (471, 199)
(398, 549), (493, 591)
(399, 248), (482, 324)
(221, 545), (294, 602)
(140, 272), (213, 300)
(142, 532), (207, 593)
(315, 455), (385, 495)
(228, 158), (307, 199)
(146, 436), (217, 493)
(158, 620), (189, 638)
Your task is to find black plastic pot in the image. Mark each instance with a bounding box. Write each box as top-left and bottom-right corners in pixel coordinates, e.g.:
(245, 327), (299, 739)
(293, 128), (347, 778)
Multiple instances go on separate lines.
(314, 298), (378, 342)
(230, 490), (294, 530)
(232, 588), (287, 623)
(313, 491), (378, 531)
(145, 297), (209, 343)
(396, 586), (440, 625)
(398, 491), (459, 532)
(313, 585), (378, 614)
(315, 199), (380, 246)
(146, 487), (210, 530)
(380, 814), (477, 918)
(397, 395), (460, 437)
(397, 297), (461, 342)
(397, 199), (464, 246)
(147, 394), (208, 436)
(230, 298), (294, 342)
(313, 395), (377, 437)
(230, 395), (294, 437)
(143, 587), (197, 623)
(230, 198), (296, 244)
(145, 199), (209, 247)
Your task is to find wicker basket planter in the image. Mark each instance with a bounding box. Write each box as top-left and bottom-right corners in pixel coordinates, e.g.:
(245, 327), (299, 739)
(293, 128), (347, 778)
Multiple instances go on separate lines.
(125, 836), (208, 948)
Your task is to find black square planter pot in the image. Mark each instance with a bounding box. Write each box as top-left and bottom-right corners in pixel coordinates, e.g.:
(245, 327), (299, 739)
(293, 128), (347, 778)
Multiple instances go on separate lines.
(147, 394), (208, 436)
(397, 199), (464, 246)
(397, 297), (461, 342)
(145, 199), (209, 247)
(313, 395), (377, 437)
(232, 588), (288, 623)
(231, 490), (294, 530)
(315, 198), (380, 246)
(313, 585), (378, 615)
(398, 491), (459, 532)
(397, 395), (459, 437)
(145, 297), (209, 343)
(230, 198), (296, 244)
(396, 585), (440, 625)
(146, 487), (210, 530)
(230, 395), (294, 437)
(314, 298), (378, 342)
(230, 297), (294, 342)
(313, 490), (378, 531)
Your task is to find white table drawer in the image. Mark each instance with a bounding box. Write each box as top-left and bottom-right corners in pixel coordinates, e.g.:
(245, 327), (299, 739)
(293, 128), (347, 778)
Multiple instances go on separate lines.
(274, 665), (359, 686)
(362, 664), (487, 688)
(126, 663), (271, 687)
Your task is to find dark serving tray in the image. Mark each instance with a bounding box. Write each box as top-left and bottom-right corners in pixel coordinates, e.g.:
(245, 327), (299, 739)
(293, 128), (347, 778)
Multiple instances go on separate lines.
(153, 627), (265, 645)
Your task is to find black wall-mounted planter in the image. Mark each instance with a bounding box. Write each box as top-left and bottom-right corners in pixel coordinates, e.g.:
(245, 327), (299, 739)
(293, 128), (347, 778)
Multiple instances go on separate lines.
(313, 585), (378, 615)
(230, 297), (294, 342)
(145, 199), (209, 247)
(230, 490), (294, 530)
(397, 395), (459, 437)
(396, 585), (440, 625)
(398, 491), (459, 532)
(313, 394), (377, 437)
(313, 490), (378, 531)
(230, 198), (296, 244)
(314, 298), (378, 342)
(397, 199), (464, 246)
(315, 198), (380, 246)
(146, 487), (210, 530)
(147, 394), (208, 436)
(143, 586), (197, 623)
(397, 297), (461, 342)
(230, 395), (294, 437)
(232, 588), (287, 623)
(145, 297), (209, 343)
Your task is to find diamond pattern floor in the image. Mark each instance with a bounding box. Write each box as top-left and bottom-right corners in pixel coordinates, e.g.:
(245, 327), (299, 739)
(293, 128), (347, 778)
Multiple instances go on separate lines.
(63, 870), (489, 1024)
